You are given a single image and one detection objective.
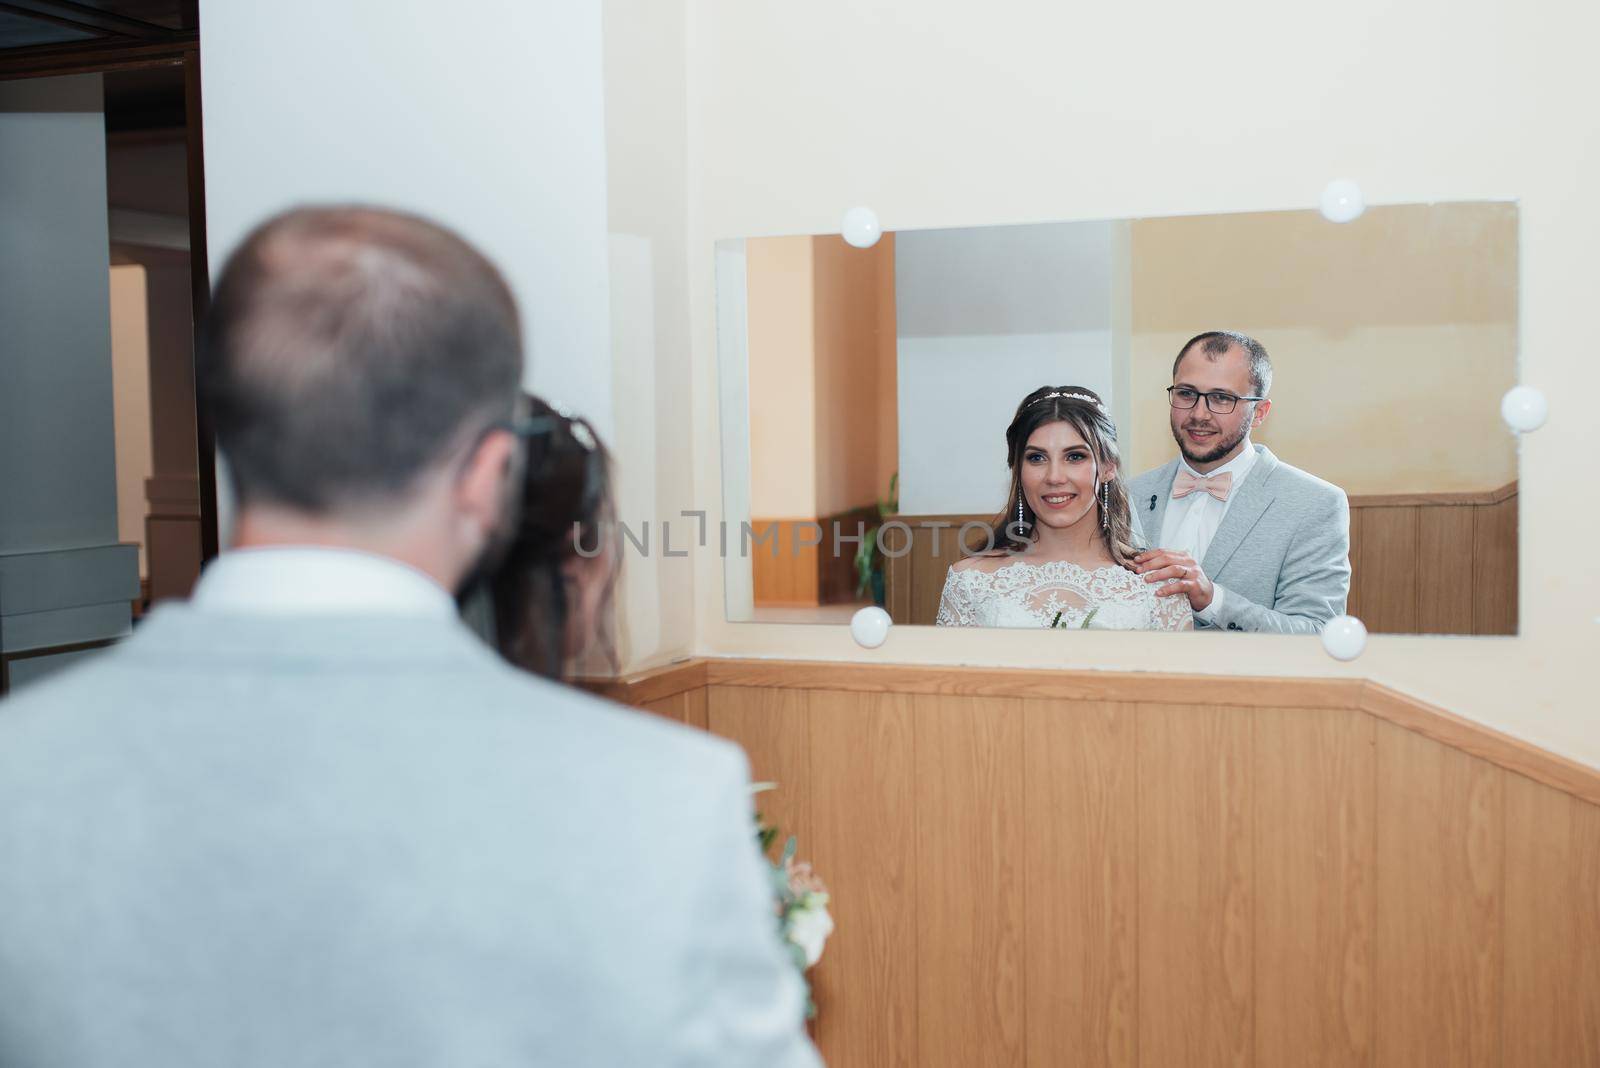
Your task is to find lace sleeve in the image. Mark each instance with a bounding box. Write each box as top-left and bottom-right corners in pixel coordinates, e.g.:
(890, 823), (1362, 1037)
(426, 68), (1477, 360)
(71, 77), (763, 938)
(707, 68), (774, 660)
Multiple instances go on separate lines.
(935, 566), (974, 626)
(1152, 588), (1194, 631)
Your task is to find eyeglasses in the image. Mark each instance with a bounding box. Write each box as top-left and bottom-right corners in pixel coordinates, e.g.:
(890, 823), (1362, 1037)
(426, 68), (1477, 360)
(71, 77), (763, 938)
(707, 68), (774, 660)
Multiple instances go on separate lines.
(1166, 386), (1265, 414)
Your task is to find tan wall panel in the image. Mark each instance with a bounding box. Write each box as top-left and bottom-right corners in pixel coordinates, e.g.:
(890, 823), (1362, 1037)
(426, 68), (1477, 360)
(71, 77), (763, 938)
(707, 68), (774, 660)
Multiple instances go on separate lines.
(1473, 495), (1518, 635)
(1502, 773), (1600, 1066)
(706, 684), (812, 859)
(1022, 699), (1138, 1067)
(915, 695), (1026, 1065)
(1417, 506), (1476, 634)
(807, 690), (918, 1067)
(1254, 707), (1375, 1066)
(1375, 722), (1503, 1066)
(1350, 506), (1420, 634)
(1137, 704), (1253, 1066)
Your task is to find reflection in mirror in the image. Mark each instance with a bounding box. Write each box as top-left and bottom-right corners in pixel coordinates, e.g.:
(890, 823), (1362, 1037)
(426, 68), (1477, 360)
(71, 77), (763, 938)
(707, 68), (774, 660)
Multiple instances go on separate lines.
(716, 203), (1518, 635)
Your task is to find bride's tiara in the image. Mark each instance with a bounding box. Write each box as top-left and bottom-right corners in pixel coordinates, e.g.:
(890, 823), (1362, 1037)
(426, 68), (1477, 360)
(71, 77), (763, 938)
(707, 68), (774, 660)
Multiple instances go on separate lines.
(1031, 390), (1102, 408)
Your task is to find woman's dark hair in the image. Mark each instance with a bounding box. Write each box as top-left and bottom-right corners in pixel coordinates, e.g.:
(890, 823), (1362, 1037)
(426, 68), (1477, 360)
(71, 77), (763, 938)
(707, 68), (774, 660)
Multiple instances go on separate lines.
(485, 394), (617, 681)
(968, 385), (1141, 566)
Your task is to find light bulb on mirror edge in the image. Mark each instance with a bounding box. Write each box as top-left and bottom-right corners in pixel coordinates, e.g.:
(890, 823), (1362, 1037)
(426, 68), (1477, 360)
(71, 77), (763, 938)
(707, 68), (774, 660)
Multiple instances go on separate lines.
(1321, 615), (1368, 661)
(841, 206), (882, 249)
(1319, 179), (1365, 223)
(850, 606), (892, 648)
(1501, 385), (1548, 432)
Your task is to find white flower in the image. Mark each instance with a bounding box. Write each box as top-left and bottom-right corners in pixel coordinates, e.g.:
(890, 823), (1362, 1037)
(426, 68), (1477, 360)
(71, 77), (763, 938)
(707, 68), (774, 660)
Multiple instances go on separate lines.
(785, 894), (835, 969)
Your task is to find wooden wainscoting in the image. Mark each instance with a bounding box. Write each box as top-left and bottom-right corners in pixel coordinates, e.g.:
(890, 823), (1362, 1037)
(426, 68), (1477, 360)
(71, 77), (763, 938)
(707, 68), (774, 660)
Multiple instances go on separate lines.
(886, 483), (1518, 634)
(594, 658), (1600, 1067)
(752, 506), (878, 606)
(1347, 481), (1517, 635)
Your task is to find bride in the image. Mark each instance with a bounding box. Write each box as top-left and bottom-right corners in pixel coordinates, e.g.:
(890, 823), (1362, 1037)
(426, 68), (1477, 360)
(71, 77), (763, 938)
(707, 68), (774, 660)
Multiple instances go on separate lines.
(936, 386), (1193, 631)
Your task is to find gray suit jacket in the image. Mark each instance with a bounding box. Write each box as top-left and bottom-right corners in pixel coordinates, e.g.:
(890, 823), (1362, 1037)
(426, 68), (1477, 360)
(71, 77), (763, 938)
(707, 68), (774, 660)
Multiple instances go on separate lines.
(1129, 445), (1351, 634)
(0, 607), (819, 1068)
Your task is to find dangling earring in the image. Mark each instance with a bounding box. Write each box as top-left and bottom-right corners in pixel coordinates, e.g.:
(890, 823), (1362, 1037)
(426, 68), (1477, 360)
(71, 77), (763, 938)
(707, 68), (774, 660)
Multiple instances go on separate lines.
(1016, 489), (1028, 531)
(1101, 481), (1111, 532)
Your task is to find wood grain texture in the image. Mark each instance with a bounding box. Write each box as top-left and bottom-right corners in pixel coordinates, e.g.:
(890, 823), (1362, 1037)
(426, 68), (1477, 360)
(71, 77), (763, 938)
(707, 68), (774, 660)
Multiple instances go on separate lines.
(1375, 721), (1503, 1067)
(915, 695), (1026, 1066)
(1417, 505), (1476, 634)
(1352, 506), (1420, 634)
(1254, 707), (1374, 1066)
(751, 519), (822, 606)
(1502, 773), (1600, 1067)
(706, 684), (812, 867)
(1022, 699), (1138, 1067)
(1472, 493), (1518, 635)
(640, 691), (690, 725)
(807, 690), (918, 1067)
(601, 660), (1600, 813)
(1138, 703), (1253, 1067)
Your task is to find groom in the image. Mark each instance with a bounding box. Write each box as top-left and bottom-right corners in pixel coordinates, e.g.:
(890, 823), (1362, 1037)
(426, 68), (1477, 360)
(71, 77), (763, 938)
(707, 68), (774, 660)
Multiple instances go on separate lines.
(1129, 331), (1350, 633)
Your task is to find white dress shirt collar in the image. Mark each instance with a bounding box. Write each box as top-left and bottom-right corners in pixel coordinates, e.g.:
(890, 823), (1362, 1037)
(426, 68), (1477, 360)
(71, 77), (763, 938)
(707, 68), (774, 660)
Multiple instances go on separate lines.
(1175, 439), (1260, 492)
(190, 546), (457, 619)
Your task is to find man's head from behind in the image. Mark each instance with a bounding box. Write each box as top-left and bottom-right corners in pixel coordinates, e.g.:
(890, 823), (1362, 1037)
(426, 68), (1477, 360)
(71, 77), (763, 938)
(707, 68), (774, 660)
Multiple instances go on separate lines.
(199, 206), (524, 586)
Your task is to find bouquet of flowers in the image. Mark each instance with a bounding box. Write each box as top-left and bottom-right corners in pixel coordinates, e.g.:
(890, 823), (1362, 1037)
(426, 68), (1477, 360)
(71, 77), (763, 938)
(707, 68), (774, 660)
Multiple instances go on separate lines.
(753, 783), (833, 1019)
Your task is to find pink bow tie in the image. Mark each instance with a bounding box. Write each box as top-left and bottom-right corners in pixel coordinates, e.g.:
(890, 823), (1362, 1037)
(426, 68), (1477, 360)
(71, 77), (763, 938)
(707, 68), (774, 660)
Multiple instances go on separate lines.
(1172, 469), (1233, 502)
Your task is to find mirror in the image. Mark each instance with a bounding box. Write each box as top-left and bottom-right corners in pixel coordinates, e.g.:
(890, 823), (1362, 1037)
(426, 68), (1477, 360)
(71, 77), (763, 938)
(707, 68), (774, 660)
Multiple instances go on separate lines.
(716, 203), (1518, 635)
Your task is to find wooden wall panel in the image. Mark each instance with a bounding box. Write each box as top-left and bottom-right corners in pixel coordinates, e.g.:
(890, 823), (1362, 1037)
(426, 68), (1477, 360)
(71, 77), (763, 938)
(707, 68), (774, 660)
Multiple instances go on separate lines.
(1350, 506), (1420, 634)
(706, 684), (812, 864)
(607, 659), (1599, 1067)
(1417, 506), (1476, 633)
(640, 688), (706, 728)
(807, 690), (918, 1067)
(1253, 707), (1375, 1067)
(1022, 699), (1138, 1067)
(1472, 495), (1517, 635)
(915, 695), (1026, 1066)
(1375, 721), (1503, 1067)
(1137, 704), (1254, 1067)
(1502, 773), (1600, 1066)
(750, 520), (821, 606)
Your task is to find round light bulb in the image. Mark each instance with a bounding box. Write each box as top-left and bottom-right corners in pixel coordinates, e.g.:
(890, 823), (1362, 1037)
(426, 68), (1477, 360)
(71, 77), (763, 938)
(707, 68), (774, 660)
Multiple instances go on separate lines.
(1319, 180), (1365, 223)
(841, 206), (882, 249)
(1321, 615), (1368, 661)
(1500, 385), (1548, 433)
(850, 605), (892, 648)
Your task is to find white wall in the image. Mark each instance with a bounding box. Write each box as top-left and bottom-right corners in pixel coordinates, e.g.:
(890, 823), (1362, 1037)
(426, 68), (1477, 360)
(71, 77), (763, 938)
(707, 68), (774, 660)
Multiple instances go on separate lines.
(200, 1), (612, 436)
(895, 222), (1117, 514)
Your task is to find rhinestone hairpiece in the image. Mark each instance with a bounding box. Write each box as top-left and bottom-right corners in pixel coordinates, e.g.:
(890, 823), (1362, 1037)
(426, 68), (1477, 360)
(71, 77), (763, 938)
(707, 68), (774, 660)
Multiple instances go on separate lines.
(1031, 390), (1102, 408)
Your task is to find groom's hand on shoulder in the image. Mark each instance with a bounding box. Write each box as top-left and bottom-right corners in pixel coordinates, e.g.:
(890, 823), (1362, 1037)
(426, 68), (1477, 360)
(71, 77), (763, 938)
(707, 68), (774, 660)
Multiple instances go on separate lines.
(1133, 549), (1215, 612)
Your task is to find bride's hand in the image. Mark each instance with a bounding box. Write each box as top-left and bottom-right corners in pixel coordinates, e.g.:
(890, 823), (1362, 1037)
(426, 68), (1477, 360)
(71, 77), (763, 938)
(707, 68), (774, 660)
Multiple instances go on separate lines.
(1133, 549), (1214, 611)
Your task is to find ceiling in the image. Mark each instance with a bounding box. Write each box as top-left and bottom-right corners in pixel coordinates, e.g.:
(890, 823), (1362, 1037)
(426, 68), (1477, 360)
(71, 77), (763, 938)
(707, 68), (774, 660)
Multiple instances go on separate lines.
(0, 1), (196, 78)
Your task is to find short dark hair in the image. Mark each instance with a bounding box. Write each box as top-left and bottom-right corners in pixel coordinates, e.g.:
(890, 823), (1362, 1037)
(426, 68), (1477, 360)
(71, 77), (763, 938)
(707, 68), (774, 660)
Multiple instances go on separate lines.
(198, 206), (523, 513)
(1172, 330), (1273, 398)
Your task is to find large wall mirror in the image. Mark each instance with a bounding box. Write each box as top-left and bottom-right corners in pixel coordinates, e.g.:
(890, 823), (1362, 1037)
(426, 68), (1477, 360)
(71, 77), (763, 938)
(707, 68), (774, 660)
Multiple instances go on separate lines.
(716, 203), (1519, 635)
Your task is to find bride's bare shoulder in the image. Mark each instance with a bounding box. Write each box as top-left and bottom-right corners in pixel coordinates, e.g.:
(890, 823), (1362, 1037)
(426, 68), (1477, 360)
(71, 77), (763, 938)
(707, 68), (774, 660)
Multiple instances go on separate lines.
(952, 551), (1016, 575)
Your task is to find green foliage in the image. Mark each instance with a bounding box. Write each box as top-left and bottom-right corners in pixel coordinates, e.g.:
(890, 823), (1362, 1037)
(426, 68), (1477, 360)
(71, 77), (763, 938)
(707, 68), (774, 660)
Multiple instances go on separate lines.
(854, 471), (899, 597)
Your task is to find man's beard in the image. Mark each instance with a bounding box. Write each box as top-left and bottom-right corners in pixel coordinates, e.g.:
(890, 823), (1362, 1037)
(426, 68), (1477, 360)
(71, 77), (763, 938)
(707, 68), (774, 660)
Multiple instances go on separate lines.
(1172, 417), (1251, 467)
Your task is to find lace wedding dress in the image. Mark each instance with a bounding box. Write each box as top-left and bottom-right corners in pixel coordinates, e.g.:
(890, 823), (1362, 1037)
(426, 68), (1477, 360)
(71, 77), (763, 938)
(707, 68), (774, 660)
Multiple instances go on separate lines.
(935, 558), (1194, 631)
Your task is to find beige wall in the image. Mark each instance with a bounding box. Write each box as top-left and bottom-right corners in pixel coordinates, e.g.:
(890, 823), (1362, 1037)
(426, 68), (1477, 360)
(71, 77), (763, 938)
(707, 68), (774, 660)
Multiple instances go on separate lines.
(746, 235), (818, 516)
(1126, 205), (1518, 493)
(671, 0), (1600, 770)
(811, 233), (896, 516)
(108, 264), (151, 578)
(745, 233), (897, 518)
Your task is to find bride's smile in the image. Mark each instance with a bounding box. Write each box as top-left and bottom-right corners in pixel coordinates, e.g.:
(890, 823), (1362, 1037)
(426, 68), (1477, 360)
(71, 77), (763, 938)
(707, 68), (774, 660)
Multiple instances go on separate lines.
(1020, 421), (1108, 531)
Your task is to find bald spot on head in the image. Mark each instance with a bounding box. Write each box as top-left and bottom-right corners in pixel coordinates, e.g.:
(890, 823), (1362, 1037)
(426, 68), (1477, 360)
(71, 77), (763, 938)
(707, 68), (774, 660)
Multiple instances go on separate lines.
(199, 206), (524, 515)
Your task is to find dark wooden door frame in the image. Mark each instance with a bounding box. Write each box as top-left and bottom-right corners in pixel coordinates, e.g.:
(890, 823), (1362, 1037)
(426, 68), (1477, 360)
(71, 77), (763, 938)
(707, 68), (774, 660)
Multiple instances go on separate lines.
(2, 19), (220, 561)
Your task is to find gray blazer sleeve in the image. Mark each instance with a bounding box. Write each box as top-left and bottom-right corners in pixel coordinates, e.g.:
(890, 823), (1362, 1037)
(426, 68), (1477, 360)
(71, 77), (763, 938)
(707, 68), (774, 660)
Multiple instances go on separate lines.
(678, 749), (822, 1067)
(1209, 488), (1351, 635)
